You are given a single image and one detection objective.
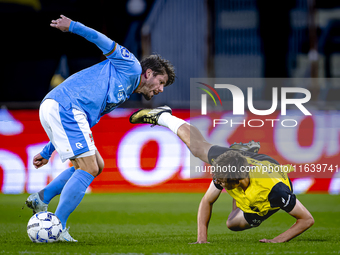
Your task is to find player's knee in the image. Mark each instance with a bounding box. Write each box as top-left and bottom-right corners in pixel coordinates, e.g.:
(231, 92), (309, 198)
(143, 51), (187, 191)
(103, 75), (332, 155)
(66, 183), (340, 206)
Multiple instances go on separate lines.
(87, 165), (100, 177)
(71, 157), (99, 177)
(226, 220), (248, 231)
(226, 220), (232, 230)
(95, 151), (104, 176)
(96, 160), (104, 176)
(226, 220), (238, 231)
(81, 160), (99, 177)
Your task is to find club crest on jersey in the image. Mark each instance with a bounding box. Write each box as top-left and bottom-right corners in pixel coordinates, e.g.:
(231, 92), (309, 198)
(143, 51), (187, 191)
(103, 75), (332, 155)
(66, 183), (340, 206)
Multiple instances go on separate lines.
(75, 142), (83, 149)
(120, 47), (130, 59)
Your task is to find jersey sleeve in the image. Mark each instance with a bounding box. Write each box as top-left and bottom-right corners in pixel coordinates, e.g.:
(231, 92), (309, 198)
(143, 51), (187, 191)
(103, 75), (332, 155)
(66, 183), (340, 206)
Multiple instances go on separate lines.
(213, 181), (223, 190)
(40, 142), (55, 160)
(268, 182), (296, 212)
(103, 43), (142, 75)
(69, 21), (114, 54)
(69, 21), (141, 75)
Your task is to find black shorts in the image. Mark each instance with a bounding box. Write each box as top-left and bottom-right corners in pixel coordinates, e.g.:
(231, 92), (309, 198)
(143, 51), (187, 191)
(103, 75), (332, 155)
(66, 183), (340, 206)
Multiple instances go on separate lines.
(244, 209), (279, 227)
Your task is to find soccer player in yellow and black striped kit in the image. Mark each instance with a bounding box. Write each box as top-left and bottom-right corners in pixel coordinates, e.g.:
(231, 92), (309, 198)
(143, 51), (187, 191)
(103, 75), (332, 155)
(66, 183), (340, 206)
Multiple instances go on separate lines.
(129, 106), (314, 243)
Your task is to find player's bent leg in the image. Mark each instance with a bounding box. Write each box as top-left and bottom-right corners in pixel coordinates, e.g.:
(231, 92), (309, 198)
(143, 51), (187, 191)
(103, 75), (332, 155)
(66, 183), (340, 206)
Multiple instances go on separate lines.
(130, 107), (211, 164)
(55, 154), (96, 238)
(25, 166), (76, 214)
(72, 150), (103, 176)
(177, 123), (212, 164)
(226, 207), (252, 231)
(130, 105), (188, 136)
(37, 100), (98, 241)
(40, 167), (76, 202)
(71, 153), (99, 177)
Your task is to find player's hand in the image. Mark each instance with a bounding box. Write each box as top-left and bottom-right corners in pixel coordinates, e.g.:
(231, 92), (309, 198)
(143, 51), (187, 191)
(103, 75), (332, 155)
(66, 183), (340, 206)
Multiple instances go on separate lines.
(33, 153), (49, 169)
(189, 241), (210, 244)
(50, 15), (72, 32)
(259, 238), (279, 243)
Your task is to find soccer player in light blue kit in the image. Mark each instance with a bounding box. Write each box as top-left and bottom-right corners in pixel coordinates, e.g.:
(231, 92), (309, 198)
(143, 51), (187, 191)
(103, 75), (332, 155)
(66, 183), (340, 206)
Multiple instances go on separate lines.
(25, 15), (175, 242)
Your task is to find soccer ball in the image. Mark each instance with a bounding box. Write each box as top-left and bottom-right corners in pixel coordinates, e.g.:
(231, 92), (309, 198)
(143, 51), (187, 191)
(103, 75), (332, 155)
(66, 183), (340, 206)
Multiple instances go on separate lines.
(27, 211), (62, 243)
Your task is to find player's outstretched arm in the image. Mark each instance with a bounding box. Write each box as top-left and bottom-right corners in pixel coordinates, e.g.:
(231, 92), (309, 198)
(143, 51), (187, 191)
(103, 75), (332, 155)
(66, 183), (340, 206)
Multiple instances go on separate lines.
(259, 199), (314, 243)
(50, 14), (114, 54)
(192, 181), (221, 244)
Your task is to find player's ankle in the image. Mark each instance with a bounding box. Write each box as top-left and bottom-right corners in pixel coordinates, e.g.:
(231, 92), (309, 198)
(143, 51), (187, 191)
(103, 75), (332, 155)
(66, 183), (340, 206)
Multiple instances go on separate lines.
(157, 112), (172, 127)
(167, 116), (188, 135)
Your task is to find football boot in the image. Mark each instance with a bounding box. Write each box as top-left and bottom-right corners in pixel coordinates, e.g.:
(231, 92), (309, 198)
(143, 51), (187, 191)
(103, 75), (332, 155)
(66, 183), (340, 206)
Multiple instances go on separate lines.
(58, 227), (78, 242)
(229, 140), (260, 153)
(129, 105), (172, 126)
(25, 192), (48, 214)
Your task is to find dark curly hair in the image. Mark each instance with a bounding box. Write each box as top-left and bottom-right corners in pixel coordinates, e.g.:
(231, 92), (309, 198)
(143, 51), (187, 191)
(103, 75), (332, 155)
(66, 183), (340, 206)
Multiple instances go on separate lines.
(212, 150), (249, 182)
(140, 54), (175, 86)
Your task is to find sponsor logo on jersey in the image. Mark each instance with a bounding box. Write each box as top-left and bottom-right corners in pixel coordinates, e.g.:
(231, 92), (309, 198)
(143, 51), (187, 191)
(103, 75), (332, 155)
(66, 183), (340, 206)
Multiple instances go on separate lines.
(118, 91), (124, 100)
(117, 84), (125, 100)
(121, 47), (130, 59)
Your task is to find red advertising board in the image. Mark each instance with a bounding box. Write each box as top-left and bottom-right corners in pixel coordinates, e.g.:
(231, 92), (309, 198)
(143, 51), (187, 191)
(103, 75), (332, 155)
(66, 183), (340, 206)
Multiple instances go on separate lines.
(0, 108), (339, 194)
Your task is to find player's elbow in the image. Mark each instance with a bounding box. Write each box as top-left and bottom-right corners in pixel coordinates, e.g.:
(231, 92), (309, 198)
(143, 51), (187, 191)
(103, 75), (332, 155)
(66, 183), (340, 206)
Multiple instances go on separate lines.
(300, 215), (314, 229)
(305, 215), (314, 228)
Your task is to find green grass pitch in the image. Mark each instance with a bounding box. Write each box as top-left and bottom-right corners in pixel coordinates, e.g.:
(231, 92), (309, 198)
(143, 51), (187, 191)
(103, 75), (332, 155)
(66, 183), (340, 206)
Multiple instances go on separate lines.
(0, 193), (339, 255)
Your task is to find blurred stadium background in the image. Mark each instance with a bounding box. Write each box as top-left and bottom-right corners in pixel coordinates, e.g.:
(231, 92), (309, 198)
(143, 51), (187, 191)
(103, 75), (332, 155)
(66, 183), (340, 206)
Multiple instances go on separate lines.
(1, 0), (340, 194)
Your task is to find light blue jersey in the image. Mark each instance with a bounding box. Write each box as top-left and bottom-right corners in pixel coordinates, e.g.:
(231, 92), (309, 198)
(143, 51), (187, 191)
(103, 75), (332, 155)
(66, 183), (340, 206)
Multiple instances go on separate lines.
(44, 21), (142, 128)
(40, 21), (142, 159)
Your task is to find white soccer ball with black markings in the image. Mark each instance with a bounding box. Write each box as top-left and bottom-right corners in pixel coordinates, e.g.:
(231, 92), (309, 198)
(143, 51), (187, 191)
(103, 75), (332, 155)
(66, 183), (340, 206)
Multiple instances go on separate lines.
(27, 211), (62, 243)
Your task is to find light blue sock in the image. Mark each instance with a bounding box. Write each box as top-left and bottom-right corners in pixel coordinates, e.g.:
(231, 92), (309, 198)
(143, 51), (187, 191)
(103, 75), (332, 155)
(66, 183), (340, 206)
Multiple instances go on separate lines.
(55, 169), (94, 229)
(38, 167), (75, 204)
